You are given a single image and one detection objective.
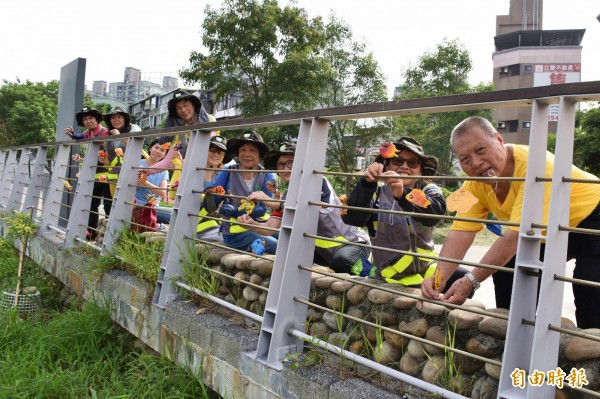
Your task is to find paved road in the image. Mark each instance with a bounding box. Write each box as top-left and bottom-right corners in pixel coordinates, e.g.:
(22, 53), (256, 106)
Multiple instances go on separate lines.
(435, 245), (576, 324)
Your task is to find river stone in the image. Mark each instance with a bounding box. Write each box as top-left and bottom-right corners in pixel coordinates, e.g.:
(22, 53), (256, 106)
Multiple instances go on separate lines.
(372, 309), (398, 326)
(349, 340), (367, 355)
(204, 248), (233, 264)
(463, 298), (486, 310)
(327, 332), (351, 348)
(399, 319), (428, 337)
(233, 271), (249, 286)
(424, 326), (445, 355)
(373, 341), (401, 365)
(422, 355), (445, 383)
(252, 258), (274, 276)
(347, 284), (371, 304)
(310, 322), (330, 339)
(384, 328), (406, 350)
(478, 311), (509, 339)
(466, 336), (502, 358)
(392, 295), (418, 310)
(315, 276), (338, 289)
(323, 311), (347, 331)
(347, 307), (365, 320)
(235, 254), (255, 270)
(484, 359), (502, 380)
(242, 286), (259, 302)
(471, 376), (499, 399)
(361, 325), (377, 343)
(258, 292), (267, 305)
(331, 280), (355, 293)
(249, 273), (263, 285)
(367, 289), (394, 304)
(407, 339), (428, 360)
(416, 300), (446, 316)
(307, 308), (323, 322)
(220, 253), (241, 269)
(448, 308), (482, 330)
(565, 333), (600, 361)
(325, 295), (345, 311)
(454, 352), (484, 374)
(399, 352), (420, 376)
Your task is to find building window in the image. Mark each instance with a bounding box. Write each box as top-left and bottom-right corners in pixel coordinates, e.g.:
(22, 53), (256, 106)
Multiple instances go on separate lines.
(497, 121), (507, 129)
(508, 120), (519, 132)
(524, 65), (533, 72)
(522, 121), (531, 129)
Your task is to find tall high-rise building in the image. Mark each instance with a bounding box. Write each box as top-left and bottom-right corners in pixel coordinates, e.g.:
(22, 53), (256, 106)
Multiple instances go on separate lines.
(108, 67), (163, 105)
(493, 0), (584, 144)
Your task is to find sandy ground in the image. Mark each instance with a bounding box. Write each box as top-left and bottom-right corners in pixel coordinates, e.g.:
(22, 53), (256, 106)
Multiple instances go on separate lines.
(437, 245), (577, 324)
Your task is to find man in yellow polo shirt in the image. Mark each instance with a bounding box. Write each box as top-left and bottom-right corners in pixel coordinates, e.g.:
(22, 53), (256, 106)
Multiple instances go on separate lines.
(421, 116), (600, 328)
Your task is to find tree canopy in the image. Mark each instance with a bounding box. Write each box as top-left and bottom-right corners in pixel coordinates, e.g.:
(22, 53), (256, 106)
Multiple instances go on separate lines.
(0, 80), (59, 146)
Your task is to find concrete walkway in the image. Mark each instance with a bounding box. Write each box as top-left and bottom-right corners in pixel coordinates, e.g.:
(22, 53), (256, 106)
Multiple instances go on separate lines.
(435, 245), (576, 324)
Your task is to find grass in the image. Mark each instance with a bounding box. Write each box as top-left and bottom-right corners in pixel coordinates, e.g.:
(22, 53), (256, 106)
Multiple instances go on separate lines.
(433, 222), (498, 247)
(0, 237), (217, 399)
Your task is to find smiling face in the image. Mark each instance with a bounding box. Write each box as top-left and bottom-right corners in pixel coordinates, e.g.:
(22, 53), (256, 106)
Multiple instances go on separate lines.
(110, 114), (126, 130)
(385, 149), (422, 188)
(174, 99), (196, 123)
(237, 143), (261, 169)
(275, 154), (294, 182)
(207, 145), (225, 168)
(149, 143), (167, 163)
(453, 126), (507, 183)
(82, 115), (99, 130)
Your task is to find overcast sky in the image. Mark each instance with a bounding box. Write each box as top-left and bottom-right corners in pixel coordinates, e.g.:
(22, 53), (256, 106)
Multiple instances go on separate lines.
(1, 0), (599, 98)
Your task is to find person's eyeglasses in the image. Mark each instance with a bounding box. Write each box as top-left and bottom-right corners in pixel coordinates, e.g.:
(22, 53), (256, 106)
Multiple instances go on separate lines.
(275, 160), (294, 170)
(390, 157), (420, 168)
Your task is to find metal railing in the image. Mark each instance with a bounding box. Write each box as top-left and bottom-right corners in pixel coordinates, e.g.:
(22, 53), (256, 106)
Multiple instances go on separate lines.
(1, 81), (600, 399)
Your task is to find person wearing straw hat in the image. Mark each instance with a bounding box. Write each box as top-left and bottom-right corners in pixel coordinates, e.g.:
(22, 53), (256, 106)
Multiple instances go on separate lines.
(343, 137), (468, 288)
(421, 116), (600, 328)
(210, 130), (278, 254)
(64, 106), (112, 240)
(240, 141), (371, 272)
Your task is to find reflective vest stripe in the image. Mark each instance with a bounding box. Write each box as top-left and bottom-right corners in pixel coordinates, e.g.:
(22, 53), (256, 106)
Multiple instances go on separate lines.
(197, 207), (219, 233)
(380, 247), (437, 285)
(315, 235), (349, 248)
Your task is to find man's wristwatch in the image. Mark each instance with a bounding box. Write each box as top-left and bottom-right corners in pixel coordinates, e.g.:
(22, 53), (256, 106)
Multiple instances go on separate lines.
(465, 272), (480, 292)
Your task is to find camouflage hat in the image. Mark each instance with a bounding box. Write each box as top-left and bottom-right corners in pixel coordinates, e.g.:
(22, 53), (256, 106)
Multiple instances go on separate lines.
(375, 136), (438, 176)
(264, 141), (296, 170)
(226, 130), (270, 158)
(75, 106), (103, 127)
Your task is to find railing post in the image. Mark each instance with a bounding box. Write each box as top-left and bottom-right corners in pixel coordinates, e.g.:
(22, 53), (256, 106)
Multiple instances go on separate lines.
(23, 146), (49, 220)
(64, 141), (101, 248)
(0, 149), (19, 209)
(253, 118), (329, 368)
(101, 137), (145, 252)
(7, 149), (31, 212)
(40, 144), (73, 235)
(0, 149), (8, 185)
(153, 129), (211, 307)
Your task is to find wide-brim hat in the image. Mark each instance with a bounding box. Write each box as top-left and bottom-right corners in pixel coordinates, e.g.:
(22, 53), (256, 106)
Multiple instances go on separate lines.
(167, 93), (203, 118)
(75, 106), (103, 127)
(210, 135), (232, 164)
(226, 130), (270, 158)
(264, 141), (296, 170)
(375, 136), (438, 176)
(103, 107), (131, 130)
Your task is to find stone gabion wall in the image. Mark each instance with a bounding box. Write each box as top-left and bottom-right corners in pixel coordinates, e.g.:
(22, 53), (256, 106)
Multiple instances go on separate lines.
(190, 245), (600, 398)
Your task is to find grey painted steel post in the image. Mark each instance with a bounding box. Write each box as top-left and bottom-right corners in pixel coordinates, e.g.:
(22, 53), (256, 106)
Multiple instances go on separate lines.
(39, 144), (73, 234)
(254, 118), (329, 369)
(8, 150), (31, 212)
(101, 137), (145, 252)
(64, 141), (102, 248)
(498, 100), (549, 398)
(526, 98), (577, 398)
(154, 129), (212, 307)
(0, 150), (7, 185)
(23, 146), (49, 219)
(0, 150), (19, 208)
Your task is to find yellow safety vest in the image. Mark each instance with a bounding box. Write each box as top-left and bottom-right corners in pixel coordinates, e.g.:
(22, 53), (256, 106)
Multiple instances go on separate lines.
(196, 207), (219, 234)
(380, 247), (437, 286)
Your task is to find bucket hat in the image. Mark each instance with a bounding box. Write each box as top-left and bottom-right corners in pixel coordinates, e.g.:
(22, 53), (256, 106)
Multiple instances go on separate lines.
(226, 130), (270, 158)
(210, 135), (232, 164)
(264, 141), (296, 170)
(167, 92), (203, 118)
(75, 106), (103, 127)
(103, 107), (131, 130)
(375, 136), (438, 176)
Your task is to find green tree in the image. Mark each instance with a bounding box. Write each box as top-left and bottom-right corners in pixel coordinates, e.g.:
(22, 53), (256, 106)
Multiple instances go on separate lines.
(316, 15), (388, 193)
(180, 0), (329, 117)
(0, 80), (59, 145)
(574, 107), (600, 176)
(393, 39), (493, 180)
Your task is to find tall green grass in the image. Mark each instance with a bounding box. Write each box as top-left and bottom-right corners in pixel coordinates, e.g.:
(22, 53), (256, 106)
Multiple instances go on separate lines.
(0, 238), (217, 399)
